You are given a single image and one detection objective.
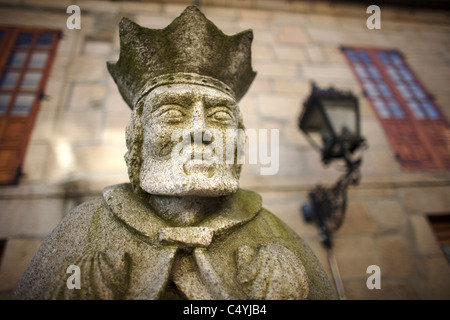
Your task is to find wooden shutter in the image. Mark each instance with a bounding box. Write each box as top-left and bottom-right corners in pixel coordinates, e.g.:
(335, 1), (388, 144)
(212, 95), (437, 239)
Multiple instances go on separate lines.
(0, 27), (60, 184)
(342, 47), (450, 170)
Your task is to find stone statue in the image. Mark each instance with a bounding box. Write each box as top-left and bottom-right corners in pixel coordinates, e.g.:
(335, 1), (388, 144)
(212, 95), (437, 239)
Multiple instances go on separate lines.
(13, 6), (335, 300)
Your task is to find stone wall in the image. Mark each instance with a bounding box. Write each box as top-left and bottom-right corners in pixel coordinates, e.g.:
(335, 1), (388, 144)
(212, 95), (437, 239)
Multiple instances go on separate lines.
(0, 0), (449, 299)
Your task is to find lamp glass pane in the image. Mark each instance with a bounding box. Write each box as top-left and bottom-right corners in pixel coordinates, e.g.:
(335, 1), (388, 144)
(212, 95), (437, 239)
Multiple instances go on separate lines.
(322, 100), (357, 137)
(301, 104), (334, 150)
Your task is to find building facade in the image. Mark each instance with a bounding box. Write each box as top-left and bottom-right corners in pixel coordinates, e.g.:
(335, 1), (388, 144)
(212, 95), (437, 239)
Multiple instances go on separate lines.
(0, 0), (449, 299)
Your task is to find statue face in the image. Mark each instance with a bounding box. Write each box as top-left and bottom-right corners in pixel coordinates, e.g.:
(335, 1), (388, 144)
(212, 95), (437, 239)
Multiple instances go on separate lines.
(139, 83), (241, 196)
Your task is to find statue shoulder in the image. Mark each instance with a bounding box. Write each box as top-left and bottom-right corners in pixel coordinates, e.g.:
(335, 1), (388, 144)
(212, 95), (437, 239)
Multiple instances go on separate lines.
(12, 196), (107, 299)
(234, 207), (336, 300)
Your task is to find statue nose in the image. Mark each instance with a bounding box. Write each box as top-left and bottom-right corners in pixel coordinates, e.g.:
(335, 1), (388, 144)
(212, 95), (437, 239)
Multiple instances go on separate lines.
(191, 101), (213, 145)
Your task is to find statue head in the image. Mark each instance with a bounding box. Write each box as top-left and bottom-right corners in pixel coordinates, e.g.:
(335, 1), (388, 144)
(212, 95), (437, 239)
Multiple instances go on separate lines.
(107, 6), (256, 196)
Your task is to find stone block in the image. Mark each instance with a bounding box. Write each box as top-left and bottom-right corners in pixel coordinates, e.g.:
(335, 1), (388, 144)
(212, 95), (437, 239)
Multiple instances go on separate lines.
(0, 7), (67, 29)
(348, 187), (396, 200)
(202, 4), (241, 21)
(376, 235), (417, 277)
(277, 26), (310, 45)
(366, 199), (407, 231)
(365, 149), (402, 173)
(254, 0), (292, 12)
(302, 63), (355, 82)
(360, 118), (390, 147)
(358, 97), (376, 118)
(335, 201), (377, 235)
(276, 144), (306, 177)
(42, 140), (76, 183)
(260, 193), (318, 238)
(67, 56), (107, 82)
(305, 44), (326, 62)
(105, 83), (131, 114)
(47, 54), (72, 81)
(412, 256), (450, 299)
(239, 9), (272, 22)
(238, 19), (271, 32)
(73, 144), (128, 175)
(0, 238), (42, 293)
(333, 235), (380, 280)
(251, 44), (275, 61)
(119, 1), (162, 14)
(410, 215), (442, 255)
(56, 29), (80, 55)
(29, 109), (56, 142)
(55, 109), (103, 143)
(0, 198), (64, 238)
(83, 40), (112, 56)
(257, 94), (301, 120)
(238, 96), (259, 129)
(302, 149), (327, 175)
(68, 83), (106, 111)
(76, 0), (120, 13)
(323, 45), (347, 63)
(41, 79), (67, 111)
(399, 186), (450, 213)
(162, 3), (193, 16)
(306, 28), (346, 45)
(102, 114), (129, 145)
(274, 78), (310, 95)
(253, 61), (299, 79)
(271, 11), (308, 26)
(22, 143), (49, 182)
(282, 115), (311, 149)
(246, 78), (273, 95)
(252, 31), (276, 46)
(273, 45), (307, 62)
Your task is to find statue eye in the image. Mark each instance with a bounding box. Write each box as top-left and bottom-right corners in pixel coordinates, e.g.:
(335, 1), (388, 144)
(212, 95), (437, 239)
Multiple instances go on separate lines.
(209, 109), (234, 123)
(159, 106), (184, 122)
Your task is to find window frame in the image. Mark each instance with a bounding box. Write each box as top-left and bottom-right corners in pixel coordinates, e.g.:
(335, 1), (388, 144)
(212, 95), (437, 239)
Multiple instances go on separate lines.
(0, 26), (60, 184)
(341, 46), (450, 170)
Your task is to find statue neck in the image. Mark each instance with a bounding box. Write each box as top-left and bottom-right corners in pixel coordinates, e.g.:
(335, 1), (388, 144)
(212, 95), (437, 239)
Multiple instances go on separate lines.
(147, 194), (222, 227)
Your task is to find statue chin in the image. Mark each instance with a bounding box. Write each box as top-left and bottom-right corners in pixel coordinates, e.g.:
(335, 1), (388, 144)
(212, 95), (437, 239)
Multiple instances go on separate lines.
(139, 158), (239, 197)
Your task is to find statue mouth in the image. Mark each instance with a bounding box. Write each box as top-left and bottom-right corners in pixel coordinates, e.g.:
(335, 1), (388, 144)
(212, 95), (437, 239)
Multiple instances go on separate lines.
(183, 161), (215, 178)
(182, 150), (216, 178)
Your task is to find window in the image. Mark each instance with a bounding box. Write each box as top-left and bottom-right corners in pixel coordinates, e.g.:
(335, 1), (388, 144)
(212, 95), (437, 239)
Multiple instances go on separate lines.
(427, 214), (450, 264)
(342, 47), (450, 170)
(0, 27), (60, 184)
(0, 239), (6, 265)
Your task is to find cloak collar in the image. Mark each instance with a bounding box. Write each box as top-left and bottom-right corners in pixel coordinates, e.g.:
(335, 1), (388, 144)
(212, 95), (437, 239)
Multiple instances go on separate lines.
(102, 183), (262, 247)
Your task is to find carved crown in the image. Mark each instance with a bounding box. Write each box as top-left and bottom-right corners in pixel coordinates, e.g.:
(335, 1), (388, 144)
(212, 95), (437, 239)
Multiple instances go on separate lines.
(107, 6), (257, 108)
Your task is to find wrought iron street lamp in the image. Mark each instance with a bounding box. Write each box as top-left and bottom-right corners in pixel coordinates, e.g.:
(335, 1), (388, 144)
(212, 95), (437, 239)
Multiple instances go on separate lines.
(298, 83), (367, 299)
(299, 83), (365, 165)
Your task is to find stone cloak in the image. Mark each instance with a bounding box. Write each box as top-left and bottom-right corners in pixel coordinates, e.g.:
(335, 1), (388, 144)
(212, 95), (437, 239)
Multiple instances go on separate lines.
(12, 183), (335, 300)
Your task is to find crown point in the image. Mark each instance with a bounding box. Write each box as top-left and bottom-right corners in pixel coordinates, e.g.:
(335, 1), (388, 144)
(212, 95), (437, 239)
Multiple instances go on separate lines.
(119, 17), (140, 34)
